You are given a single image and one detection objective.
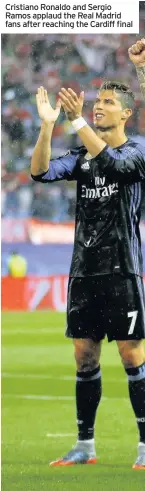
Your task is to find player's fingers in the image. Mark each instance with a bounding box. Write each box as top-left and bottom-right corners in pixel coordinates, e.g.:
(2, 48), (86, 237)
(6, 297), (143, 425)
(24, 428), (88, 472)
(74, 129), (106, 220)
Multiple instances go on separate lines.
(61, 99), (74, 112)
(67, 88), (78, 101)
(67, 94), (77, 105)
(62, 103), (73, 120)
(136, 40), (145, 51)
(38, 86), (45, 104)
(60, 88), (70, 94)
(61, 101), (67, 110)
(40, 86), (46, 103)
(136, 43), (143, 50)
(36, 93), (41, 107)
(37, 86), (43, 104)
(129, 44), (137, 52)
(130, 45), (140, 54)
(62, 107), (68, 116)
(59, 92), (74, 111)
(135, 47), (142, 53)
(61, 99), (74, 111)
(60, 88), (77, 104)
(137, 39), (145, 45)
(79, 91), (85, 106)
(44, 89), (48, 103)
(37, 87), (42, 100)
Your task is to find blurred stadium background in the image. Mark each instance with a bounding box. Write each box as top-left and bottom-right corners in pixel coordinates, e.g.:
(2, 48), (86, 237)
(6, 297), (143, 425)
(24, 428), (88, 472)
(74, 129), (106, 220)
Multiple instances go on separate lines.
(1, 18), (145, 309)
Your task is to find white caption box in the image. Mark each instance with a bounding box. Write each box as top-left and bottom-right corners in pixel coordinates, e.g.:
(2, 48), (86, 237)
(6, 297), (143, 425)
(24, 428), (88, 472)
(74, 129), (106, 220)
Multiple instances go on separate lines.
(1, 0), (139, 34)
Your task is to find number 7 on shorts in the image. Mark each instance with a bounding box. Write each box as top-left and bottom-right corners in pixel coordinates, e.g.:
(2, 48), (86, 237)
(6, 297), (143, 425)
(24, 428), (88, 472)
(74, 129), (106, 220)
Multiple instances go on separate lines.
(127, 311), (138, 335)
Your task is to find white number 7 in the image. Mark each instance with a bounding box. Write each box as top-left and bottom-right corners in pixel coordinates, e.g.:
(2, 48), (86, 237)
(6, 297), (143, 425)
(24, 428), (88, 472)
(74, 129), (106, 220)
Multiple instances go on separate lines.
(127, 310), (138, 335)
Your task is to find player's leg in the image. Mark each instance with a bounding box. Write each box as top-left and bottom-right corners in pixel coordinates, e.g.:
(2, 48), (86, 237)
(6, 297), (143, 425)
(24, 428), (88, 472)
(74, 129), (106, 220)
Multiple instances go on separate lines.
(50, 338), (102, 466)
(50, 277), (104, 466)
(117, 339), (145, 469)
(73, 338), (102, 460)
(105, 273), (145, 469)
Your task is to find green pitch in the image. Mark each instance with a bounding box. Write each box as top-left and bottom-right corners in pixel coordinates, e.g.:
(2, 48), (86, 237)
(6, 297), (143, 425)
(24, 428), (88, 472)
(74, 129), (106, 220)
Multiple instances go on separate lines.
(2, 311), (145, 491)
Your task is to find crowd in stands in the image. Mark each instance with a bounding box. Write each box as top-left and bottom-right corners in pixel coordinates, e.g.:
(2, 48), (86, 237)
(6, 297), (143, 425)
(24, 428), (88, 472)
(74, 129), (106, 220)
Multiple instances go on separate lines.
(2, 14), (145, 221)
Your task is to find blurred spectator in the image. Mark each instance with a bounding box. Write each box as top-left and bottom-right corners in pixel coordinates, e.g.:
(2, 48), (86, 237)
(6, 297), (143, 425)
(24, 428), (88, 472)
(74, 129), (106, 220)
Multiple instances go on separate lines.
(8, 251), (27, 277)
(1, 22), (145, 222)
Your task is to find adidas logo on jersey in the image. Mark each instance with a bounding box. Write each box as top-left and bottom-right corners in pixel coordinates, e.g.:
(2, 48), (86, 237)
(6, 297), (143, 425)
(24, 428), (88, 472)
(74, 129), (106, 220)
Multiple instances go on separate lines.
(81, 162), (90, 170)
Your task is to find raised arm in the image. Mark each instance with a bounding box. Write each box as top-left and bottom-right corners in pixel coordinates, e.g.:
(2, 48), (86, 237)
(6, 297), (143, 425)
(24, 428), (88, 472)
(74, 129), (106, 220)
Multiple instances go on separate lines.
(128, 38), (145, 101)
(31, 87), (61, 176)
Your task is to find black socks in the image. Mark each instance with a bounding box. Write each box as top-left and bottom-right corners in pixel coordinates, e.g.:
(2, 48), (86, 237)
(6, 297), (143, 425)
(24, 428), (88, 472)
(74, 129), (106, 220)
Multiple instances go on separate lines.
(76, 366), (102, 440)
(125, 362), (145, 444)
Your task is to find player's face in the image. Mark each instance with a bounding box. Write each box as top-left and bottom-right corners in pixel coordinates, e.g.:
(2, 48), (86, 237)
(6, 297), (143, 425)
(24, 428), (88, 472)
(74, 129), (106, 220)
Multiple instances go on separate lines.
(93, 89), (125, 130)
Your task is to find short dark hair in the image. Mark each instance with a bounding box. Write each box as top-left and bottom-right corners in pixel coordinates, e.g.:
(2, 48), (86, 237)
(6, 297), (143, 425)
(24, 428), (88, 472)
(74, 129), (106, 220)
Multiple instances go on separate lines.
(99, 80), (135, 110)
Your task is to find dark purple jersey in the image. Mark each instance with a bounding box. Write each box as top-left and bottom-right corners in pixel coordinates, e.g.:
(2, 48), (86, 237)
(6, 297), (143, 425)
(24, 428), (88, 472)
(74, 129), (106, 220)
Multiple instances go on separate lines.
(31, 139), (145, 277)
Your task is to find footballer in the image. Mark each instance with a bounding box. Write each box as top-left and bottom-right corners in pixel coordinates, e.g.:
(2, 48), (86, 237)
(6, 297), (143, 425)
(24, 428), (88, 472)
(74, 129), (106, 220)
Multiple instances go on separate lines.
(31, 39), (145, 469)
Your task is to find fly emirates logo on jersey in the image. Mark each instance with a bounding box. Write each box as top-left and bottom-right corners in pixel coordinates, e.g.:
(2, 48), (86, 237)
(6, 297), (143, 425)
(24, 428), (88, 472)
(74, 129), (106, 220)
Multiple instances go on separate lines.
(81, 176), (119, 199)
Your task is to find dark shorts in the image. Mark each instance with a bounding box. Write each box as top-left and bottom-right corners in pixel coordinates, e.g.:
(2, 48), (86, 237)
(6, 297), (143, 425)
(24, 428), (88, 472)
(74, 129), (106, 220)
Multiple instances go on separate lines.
(66, 274), (145, 342)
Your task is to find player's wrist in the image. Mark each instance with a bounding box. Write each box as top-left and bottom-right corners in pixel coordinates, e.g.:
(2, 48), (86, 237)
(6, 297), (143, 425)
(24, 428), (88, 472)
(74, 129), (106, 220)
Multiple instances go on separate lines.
(66, 112), (82, 122)
(42, 120), (55, 129)
(71, 117), (87, 131)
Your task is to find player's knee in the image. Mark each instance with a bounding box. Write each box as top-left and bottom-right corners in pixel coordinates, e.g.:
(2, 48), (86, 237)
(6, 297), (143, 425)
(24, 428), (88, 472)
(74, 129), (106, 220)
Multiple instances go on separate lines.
(118, 341), (145, 368)
(121, 349), (139, 367)
(74, 348), (99, 371)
